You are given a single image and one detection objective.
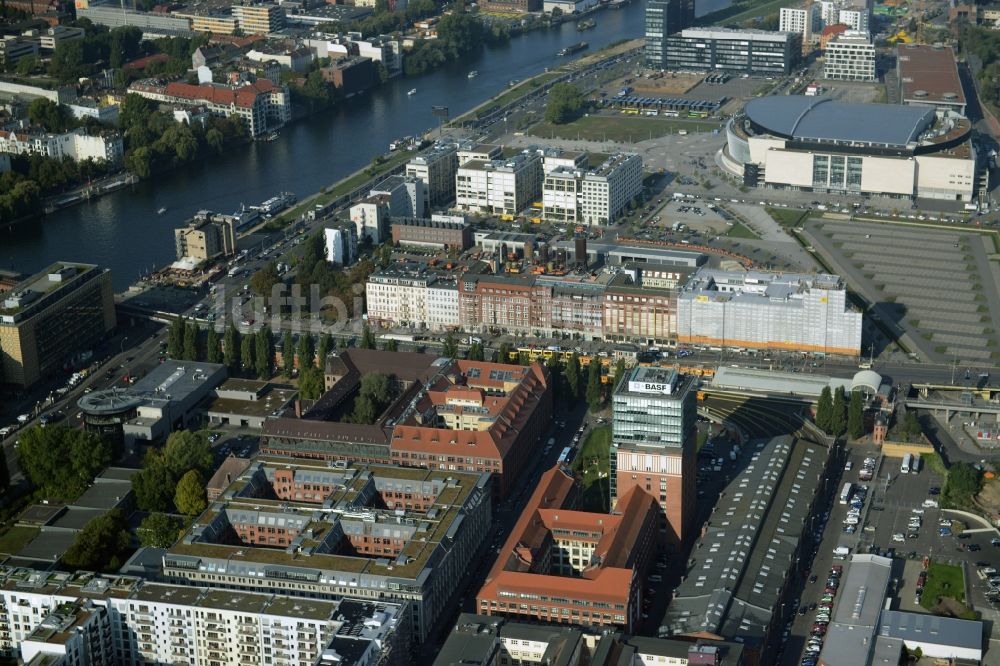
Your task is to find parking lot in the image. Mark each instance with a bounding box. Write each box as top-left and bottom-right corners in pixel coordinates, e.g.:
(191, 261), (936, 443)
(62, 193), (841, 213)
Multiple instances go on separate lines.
(805, 218), (1000, 364)
(782, 442), (1000, 666)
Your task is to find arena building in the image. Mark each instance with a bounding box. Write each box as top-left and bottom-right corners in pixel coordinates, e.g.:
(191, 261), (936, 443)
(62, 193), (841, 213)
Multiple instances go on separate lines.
(721, 96), (977, 201)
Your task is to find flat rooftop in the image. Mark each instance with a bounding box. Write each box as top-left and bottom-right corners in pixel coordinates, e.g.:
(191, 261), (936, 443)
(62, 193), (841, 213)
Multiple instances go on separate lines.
(897, 43), (966, 107)
(0, 263), (99, 321)
(818, 554), (893, 666)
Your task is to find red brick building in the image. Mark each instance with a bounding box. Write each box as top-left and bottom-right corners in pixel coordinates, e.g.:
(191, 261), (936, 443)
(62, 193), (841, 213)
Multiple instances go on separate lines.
(476, 465), (660, 632)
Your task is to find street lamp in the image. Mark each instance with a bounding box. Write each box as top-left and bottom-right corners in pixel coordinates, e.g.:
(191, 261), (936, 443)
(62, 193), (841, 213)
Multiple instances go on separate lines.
(120, 336), (128, 357)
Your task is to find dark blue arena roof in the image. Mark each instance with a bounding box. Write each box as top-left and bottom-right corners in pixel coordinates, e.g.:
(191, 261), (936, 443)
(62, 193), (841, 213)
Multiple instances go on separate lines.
(744, 96), (937, 147)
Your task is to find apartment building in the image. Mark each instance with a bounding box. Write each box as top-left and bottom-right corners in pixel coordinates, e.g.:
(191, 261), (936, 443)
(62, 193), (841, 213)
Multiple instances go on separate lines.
(611, 366), (697, 547)
(406, 144), (459, 208)
(323, 223), (357, 265)
(390, 216), (471, 250)
(457, 142), (502, 165)
(128, 79), (291, 136)
(823, 31), (875, 81)
(0, 568), (407, 666)
(456, 152), (543, 217)
(262, 351), (552, 501)
(779, 6), (818, 42)
(367, 263), (440, 329)
(542, 153), (642, 226)
(602, 281), (676, 346)
(0, 263), (115, 387)
(476, 465), (660, 632)
(836, 7), (869, 32)
(232, 3), (285, 34)
(663, 28), (801, 74)
(174, 212), (236, 262)
(163, 456), (491, 642)
(370, 175), (425, 220)
(676, 268), (862, 355)
(0, 127), (123, 164)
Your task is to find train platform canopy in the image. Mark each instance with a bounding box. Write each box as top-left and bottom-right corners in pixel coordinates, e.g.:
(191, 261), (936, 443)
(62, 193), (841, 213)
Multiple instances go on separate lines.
(710, 366), (883, 399)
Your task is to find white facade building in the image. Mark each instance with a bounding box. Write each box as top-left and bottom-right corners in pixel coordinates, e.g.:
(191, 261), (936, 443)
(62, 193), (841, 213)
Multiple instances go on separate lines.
(406, 144), (459, 208)
(0, 128), (124, 164)
(779, 7), (817, 41)
(455, 152), (542, 217)
(366, 264), (459, 331)
(370, 175), (425, 220)
(324, 225), (357, 265)
(0, 570), (405, 666)
(837, 8), (869, 32)
(677, 268), (862, 355)
(823, 31), (875, 81)
(349, 197), (391, 245)
(542, 153), (642, 226)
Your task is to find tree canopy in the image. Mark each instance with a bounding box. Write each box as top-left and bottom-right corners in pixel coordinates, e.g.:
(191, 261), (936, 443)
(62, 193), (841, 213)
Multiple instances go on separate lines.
(175, 469), (208, 516)
(138, 512), (183, 548)
(17, 426), (115, 500)
(62, 508), (131, 571)
(944, 461), (982, 509)
(544, 83), (584, 125)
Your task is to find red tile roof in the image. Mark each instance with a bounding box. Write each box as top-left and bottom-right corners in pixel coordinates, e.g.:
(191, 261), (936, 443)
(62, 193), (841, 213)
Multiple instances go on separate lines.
(123, 53), (170, 71)
(163, 79), (278, 109)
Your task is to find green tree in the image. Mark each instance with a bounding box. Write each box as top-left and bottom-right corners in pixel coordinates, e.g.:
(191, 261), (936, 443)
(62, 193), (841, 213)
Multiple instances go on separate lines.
(167, 316), (185, 359)
(255, 327), (273, 379)
(815, 386), (833, 433)
(848, 390), (864, 439)
(205, 127), (224, 154)
(498, 342), (511, 363)
(384, 338), (398, 352)
(183, 321), (200, 361)
(830, 386), (847, 437)
(566, 353), (581, 400)
(17, 426), (114, 500)
(467, 341), (485, 361)
(223, 323), (240, 371)
(27, 98), (72, 132)
(138, 512), (182, 548)
(585, 358), (602, 412)
(283, 331), (295, 377)
(351, 395), (378, 424)
(162, 430), (213, 478)
(360, 323), (376, 350)
(944, 462), (983, 508)
(299, 365), (325, 399)
(317, 333), (332, 369)
(174, 470), (207, 516)
(360, 372), (391, 406)
(612, 359), (626, 391)
(15, 55), (39, 76)
(206, 326), (221, 364)
(443, 333), (458, 359)
(240, 333), (254, 372)
(903, 411), (922, 440)
(544, 83), (584, 124)
(545, 353), (562, 401)
(131, 452), (175, 512)
(296, 334), (314, 370)
(250, 261), (281, 297)
(62, 509), (131, 571)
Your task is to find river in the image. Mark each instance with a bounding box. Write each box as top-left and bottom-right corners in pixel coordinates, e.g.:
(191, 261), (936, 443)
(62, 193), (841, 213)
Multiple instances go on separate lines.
(1, 0), (730, 289)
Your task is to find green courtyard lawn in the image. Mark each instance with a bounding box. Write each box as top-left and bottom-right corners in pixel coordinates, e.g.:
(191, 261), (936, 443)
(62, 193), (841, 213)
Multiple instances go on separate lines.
(765, 207), (810, 228)
(529, 115), (721, 143)
(726, 221), (761, 239)
(573, 425), (611, 512)
(0, 525), (39, 556)
(919, 561), (966, 610)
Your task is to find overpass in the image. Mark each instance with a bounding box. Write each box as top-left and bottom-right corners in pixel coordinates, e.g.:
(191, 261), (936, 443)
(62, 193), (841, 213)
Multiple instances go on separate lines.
(905, 395), (1000, 421)
(911, 382), (1000, 401)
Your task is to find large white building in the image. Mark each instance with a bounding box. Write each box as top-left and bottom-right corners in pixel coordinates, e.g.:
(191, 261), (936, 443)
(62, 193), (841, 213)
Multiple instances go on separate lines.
(677, 268), (862, 355)
(456, 151), (542, 217)
(406, 144), (459, 208)
(722, 96), (977, 201)
(323, 223), (357, 265)
(349, 196), (391, 245)
(836, 8), (869, 32)
(0, 569), (406, 666)
(823, 31), (875, 81)
(779, 6), (817, 42)
(366, 263), (460, 331)
(542, 153), (643, 226)
(0, 128), (124, 164)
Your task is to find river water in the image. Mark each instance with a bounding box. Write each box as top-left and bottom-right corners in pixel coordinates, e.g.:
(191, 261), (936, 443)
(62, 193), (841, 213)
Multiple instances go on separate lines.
(1, 0), (729, 288)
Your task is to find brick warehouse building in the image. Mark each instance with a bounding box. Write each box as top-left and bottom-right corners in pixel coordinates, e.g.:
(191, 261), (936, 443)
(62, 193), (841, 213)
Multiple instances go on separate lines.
(476, 465), (660, 632)
(262, 349), (552, 499)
